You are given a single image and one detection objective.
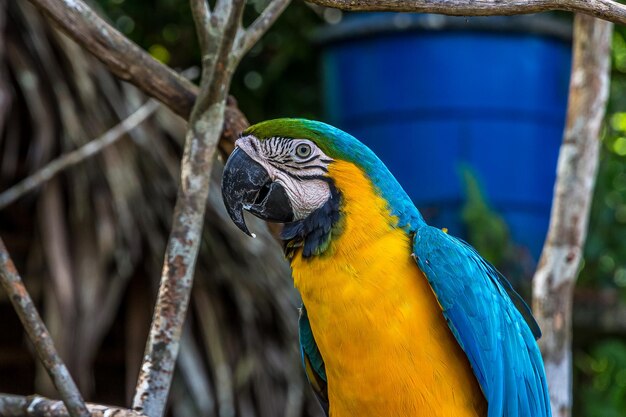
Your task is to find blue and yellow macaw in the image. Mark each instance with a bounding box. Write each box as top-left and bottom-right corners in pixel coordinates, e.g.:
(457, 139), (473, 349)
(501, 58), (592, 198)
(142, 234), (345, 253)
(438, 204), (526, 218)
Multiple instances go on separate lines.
(221, 119), (550, 417)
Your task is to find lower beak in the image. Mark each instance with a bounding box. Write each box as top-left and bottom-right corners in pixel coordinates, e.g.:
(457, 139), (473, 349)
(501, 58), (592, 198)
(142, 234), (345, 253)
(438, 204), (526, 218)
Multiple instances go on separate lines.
(221, 147), (294, 236)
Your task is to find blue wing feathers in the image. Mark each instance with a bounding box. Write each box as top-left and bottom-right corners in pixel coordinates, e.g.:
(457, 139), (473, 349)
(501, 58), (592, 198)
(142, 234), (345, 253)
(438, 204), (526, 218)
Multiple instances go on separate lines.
(413, 225), (551, 417)
(299, 307), (329, 416)
(299, 307), (326, 381)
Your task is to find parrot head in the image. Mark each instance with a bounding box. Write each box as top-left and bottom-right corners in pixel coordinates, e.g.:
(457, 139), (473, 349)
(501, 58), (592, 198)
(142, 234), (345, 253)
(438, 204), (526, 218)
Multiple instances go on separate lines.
(221, 118), (423, 255)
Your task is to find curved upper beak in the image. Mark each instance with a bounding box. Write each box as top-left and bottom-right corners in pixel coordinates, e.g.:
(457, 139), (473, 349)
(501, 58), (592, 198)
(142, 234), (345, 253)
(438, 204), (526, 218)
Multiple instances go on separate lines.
(221, 147), (294, 236)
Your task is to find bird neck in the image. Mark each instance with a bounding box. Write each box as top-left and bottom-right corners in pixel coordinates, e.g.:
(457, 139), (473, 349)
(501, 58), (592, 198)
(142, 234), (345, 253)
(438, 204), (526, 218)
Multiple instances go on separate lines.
(281, 179), (343, 258)
(281, 160), (400, 260)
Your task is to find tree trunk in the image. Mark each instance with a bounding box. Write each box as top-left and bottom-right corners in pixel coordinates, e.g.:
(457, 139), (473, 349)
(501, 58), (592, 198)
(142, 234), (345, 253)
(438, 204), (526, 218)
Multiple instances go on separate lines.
(532, 14), (612, 417)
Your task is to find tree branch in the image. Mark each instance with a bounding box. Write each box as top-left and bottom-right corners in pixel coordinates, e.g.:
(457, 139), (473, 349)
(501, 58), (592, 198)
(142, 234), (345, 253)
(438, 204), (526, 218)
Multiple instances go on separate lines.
(305, 0), (626, 26)
(0, 239), (89, 417)
(190, 0), (214, 55)
(235, 0), (292, 59)
(532, 14), (612, 417)
(0, 100), (159, 209)
(0, 394), (146, 417)
(131, 1), (249, 417)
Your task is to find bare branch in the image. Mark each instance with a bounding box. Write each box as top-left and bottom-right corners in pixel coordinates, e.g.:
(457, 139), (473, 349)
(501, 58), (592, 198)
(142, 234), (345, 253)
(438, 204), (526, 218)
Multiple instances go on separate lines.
(0, 100), (159, 209)
(192, 0), (247, 117)
(190, 0), (214, 54)
(532, 14), (612, 417)
(0, 394), (146, 417)
(305, 0), (626, 26)
(0, 239), (89, 417)
(132, 2), (248, 417)
(236, 0), (292, 59)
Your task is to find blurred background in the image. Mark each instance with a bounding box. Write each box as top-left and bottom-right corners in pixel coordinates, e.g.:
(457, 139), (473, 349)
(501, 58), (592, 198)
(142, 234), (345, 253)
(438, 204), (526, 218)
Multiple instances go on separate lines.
(0, 1), (625, 416)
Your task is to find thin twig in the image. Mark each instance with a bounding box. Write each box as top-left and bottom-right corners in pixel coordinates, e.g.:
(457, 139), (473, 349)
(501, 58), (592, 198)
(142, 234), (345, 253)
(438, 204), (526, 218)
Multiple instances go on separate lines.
(190, 0), (222, 117)
(0, 393), (147, 417)
(190, 0), (214, 54)
(0, 239), (90, 417)
(236, 0), (292, 59)
(532, 14), (612, 417)
(0, 100), (159, 209)
(304, 0), (626, 25)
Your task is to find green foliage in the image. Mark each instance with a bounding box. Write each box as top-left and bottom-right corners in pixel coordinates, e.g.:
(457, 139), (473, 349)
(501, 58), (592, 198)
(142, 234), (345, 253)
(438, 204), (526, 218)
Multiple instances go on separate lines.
(460, 167), (510, 267)
(231, 2), (323, 122)
(571, 25), (626, 417)
(578, 28), (626, 291)
(576, 340), (626, 417)
(459, 168), (535, 293)
(98, 0), (199, 66)
(580, 142), (626, 291)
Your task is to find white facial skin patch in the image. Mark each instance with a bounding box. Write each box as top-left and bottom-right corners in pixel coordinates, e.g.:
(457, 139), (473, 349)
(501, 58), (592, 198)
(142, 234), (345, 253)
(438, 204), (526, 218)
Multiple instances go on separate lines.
(235, 136), (334, 220)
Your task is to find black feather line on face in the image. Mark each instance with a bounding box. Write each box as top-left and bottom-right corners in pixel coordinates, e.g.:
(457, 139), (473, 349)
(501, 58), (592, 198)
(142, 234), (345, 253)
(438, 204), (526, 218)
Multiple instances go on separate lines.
(294, 154), (320, 164)
(281, 181), (342, 259)
(249, 139), (260, 154)
(266, 158), (329, 182)
(282, 163), (329, 172)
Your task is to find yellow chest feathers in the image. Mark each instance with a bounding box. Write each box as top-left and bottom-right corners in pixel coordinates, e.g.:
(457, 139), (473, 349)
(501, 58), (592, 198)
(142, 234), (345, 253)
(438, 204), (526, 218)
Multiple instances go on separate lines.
(290, 161), (486, 417)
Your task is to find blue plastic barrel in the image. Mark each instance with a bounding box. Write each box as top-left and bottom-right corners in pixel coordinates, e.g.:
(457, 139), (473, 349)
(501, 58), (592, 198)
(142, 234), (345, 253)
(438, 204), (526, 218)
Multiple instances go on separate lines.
(320, 14), (572, 258)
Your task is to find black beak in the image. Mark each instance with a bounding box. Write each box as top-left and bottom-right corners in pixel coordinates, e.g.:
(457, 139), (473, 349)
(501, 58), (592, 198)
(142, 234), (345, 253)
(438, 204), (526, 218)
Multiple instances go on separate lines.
(221, 147), (294, 236)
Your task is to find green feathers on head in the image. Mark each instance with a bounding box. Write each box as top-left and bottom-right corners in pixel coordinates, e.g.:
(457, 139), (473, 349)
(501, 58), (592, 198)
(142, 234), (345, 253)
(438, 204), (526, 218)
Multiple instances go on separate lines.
(244, 118), (356, 162)
(244, 118), (424, 231)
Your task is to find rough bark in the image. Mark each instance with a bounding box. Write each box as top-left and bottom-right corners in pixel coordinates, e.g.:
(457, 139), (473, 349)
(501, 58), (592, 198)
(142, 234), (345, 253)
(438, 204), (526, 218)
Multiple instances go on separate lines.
(304, 0), (626, 26)
(532, 14), (612, 417)
(0, 394), (146, 417)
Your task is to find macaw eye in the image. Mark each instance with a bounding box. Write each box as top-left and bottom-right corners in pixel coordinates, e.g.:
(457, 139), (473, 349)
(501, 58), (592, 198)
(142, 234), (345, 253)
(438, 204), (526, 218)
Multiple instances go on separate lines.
(295, 143), (312, 159)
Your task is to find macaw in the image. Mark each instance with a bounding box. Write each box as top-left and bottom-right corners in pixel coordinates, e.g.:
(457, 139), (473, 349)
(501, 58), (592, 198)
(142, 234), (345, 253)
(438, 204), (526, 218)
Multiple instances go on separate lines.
(221, 118), (550, 417)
